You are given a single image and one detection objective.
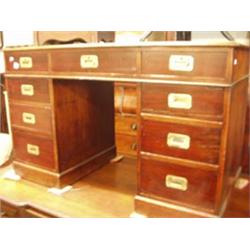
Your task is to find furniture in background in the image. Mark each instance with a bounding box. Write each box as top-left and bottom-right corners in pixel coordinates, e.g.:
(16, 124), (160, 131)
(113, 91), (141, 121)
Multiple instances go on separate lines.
(34, 31), (115, 45)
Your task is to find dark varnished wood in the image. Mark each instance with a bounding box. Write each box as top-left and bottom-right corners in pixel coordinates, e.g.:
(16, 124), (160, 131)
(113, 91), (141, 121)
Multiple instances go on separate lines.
(115, 134), (137, 157)
(9, 102), (53, 135)
(141, 47), (233, 83)
(5, 51), (49, 73)
(53, 79), (115, 172)
(6, 78), (50, 103)
(139, 157), (217, 211)
(115, 115), (137, 136)
(3, 43), (249, 217)
(12, 129), (56, 171)
(114, 82), (138, 157)
(50, 48), (138, 74)
(0, 158), (249, 218)
(218, 80), (248, 207)
(141, 83), (224, 121)
(141, 118), (221, 164)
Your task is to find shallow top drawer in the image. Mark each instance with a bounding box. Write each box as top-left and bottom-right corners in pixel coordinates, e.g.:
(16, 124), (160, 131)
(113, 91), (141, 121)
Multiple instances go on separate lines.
(141, 47), (232, 83)
(6, 78), (50, 103)
(5, 51), (49, 72)
(50, 48), (138, 74)
(141, 84), (224, 121)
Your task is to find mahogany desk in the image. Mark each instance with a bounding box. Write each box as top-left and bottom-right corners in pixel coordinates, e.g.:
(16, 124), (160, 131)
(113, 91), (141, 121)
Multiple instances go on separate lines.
(2, 42), (249, 217)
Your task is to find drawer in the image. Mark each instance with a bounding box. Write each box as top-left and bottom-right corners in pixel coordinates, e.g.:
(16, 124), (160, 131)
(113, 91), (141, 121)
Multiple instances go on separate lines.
(141, 119), (221, 164)
(141, 47), (231, 82)
(10, 103), (53, 135)
(115, 115), (137, 136)
(116, 134), (137, 157)
(5, 51), (49, 72)
(141, 84), (224, 121)
(51, 48), (138, 74)
(13, 129), (56, 170)
(139, 157), (217, 210)
(6, 78), (50, 103)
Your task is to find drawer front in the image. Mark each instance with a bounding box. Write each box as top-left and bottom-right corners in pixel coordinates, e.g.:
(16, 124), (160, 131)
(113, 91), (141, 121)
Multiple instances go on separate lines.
(141, 48), (231, 82)
(115, 115), (137, 136)
(5, 51), (49, 72)
(10, 103), (53, 135)
(6, 78), (50, 103)
(51, 48), (138, 74)
(139, 157), (217, 210)
(141, 119), (221, 164)
(116, 134), (137, 156)
(13, 129), (56, 170)
(141, 84), (224, 120)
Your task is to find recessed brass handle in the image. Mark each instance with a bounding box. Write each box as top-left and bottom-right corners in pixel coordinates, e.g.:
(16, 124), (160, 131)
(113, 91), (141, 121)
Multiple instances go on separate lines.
(169, 55), (194, 72)
(22, 112), (36, 125)
(27, 144), (40, 156)
(165, 175), (188, 191)
(130, 123), (137, 131)
(80, 55), (99, 68)
(21, 84), (34, 96)
(167, 133), (190, 150)
(19, 57), (33, 69)
(168, 93), (192, 109)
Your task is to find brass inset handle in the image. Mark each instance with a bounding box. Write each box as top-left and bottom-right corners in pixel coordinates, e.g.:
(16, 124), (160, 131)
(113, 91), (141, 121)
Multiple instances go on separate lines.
(27, 144), (40, 156)
(130, 123), (137, 131)
(21, 84), (34, 96)
(165, 175), (188, 191)
(167, 133), (190, 150)
(169, 55), (194, 72)
(168, 93), (192, 109)
(80, 55), (99, 68)
(19, 57), (33, 69)
(22, 112), (36, 125)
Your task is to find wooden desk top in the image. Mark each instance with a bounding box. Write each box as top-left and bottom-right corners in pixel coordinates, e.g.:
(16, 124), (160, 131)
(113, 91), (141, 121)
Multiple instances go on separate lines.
(3, 41), (249, 51)
(0, 158), (136, 218)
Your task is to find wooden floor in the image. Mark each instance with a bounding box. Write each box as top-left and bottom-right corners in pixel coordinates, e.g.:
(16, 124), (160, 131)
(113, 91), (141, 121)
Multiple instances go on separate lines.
(0, 157), (249, 218)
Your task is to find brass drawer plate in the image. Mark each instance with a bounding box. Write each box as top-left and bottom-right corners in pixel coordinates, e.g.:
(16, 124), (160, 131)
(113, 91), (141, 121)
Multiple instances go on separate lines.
(19, 57), (33, 69)
(168, 93), (192, 109)
(80, 55), (99, 68)
(169, 55), (194, 72)
(21, 84), (34, 96)
(22, 112), (36, 124)
(27, 144), (40, 156)
(167, 133), (190, 150)
(165, 175), (188, 191)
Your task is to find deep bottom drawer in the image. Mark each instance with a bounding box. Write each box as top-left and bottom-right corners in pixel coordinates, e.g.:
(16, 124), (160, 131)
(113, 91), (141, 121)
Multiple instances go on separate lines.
(139, 157), (218, 210)
(12, 129), (56, 170)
